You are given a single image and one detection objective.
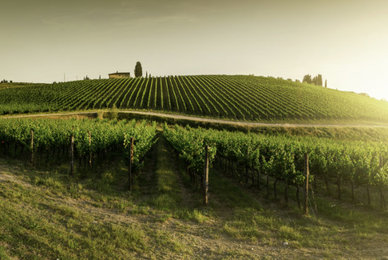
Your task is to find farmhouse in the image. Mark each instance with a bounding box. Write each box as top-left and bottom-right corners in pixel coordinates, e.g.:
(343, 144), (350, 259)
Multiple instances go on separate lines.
(109, 72), (131, 79)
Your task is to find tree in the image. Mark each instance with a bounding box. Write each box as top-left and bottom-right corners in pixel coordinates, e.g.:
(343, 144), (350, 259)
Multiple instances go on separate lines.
(302, 74), (312, 84)
(312, 74), (323, 86)
(303, 74), (324, 86)
(316, 74), (323, 86)
(325, 79), (327, 88)
(134, 62), (143, 78)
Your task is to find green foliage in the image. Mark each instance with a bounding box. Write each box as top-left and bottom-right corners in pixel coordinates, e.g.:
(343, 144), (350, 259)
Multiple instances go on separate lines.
(164, 125), (388, 197)
(303, 74), (312, 84)
(163, 124), (217, 174)
(0, 118), (132, 155)
(123, 121), (157, 169)
(134, 61), (143, 78)
(312, 74), (323, 86)
(0, 76), (387, 122)
(0, 118), (157, 172)
(0, 130), (388, 258)
(304, 74), (323, 86)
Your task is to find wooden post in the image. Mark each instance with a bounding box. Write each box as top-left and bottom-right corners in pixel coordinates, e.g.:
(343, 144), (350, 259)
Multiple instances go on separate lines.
(204, 145), (209, 206)
(70, 134), (74, 176)
(30, 129), (34, 165)
(88, 131), (92, 168)
(379, 155), (385, 209)
(310, 185), (318, 214)
(128, 138), (134, 191)
(380, 155), (384, 168)
(304, 153), (310, 215)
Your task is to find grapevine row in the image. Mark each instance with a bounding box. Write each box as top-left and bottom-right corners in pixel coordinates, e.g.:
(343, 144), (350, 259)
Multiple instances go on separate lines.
(163, 125), (388, 208)
(1, 76), (388, 122)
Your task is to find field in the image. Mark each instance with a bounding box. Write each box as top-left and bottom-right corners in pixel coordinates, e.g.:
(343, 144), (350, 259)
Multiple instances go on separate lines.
(1, 75), (388, 259)
(3, 0), (388, 259)
(0, 118), (388, 258)
(1, 75), (388, 122)
(0, 137), (387, 259)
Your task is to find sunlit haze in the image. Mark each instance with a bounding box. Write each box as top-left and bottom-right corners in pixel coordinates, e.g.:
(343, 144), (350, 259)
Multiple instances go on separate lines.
(1, 0), (388, 100)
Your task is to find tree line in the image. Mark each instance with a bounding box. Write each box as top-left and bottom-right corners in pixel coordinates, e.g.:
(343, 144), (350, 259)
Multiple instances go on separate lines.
(302, 74), (327, 88)
(1, 79), (12, 83)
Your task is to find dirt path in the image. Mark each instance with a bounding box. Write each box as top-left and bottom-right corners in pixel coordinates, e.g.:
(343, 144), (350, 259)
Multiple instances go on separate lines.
(138, 135), (195, 209)
(1, 109), (388, 128)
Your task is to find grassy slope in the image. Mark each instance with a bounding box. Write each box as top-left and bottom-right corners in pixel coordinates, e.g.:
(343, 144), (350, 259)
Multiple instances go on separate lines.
(1, 75), (388, 123)
(0, 82), (47, 90)
(0, 137), (387, 259)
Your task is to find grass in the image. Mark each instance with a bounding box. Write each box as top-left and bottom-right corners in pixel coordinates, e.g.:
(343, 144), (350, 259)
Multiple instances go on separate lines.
(0, 138), (388, 259)
(0, 246), (10, 260)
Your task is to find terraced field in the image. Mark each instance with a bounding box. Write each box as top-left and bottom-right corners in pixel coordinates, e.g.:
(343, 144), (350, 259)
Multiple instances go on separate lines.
(1, 75), (388, 122)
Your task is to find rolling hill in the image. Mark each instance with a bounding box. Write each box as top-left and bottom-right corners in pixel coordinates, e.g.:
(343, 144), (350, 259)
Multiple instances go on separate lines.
(1, 75), (388, 122)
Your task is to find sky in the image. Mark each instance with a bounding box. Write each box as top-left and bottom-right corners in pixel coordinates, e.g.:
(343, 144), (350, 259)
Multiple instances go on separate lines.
(1, 0), (388, 100)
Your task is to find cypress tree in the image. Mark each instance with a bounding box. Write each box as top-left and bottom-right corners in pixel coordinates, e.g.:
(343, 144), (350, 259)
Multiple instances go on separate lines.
(317, 74), (323, 86)
(134, 62), (143, 78)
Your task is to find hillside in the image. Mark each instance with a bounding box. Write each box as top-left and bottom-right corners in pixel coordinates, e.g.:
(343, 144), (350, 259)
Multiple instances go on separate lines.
(0, 82), (46, 90)
(1, 75), (388, 122)
(1, 137), (387, 259)
(0, 116), (387, 258)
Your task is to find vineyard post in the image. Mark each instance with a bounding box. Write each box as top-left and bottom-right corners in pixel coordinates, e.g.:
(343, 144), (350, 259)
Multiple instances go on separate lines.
(30, 129), (34, 165)
(310, 184), (318, 214)
(304, 153), (310, 215)
(70, 134), (74, 176)
(204, 145), (209, 206)
(128, 137), (134, 191)
(88, 131), (92, 168)
(379, 155), (385, 209)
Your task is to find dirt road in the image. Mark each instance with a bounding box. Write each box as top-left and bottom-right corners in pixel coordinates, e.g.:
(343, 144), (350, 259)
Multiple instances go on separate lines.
(1, 110), (388, 128)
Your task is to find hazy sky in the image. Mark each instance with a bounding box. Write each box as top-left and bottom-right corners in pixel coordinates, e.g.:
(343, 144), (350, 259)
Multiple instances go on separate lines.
(1, 0), (388, 100)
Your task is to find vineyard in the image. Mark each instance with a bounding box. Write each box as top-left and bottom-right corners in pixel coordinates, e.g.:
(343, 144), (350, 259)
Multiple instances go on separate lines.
(1, 117), (387, 209)
(1, 116), (387, 210)
(1, 118), (388, 258)
(0, 119), (157, 185)
(164, 124), (388, 209)
(1, 75), (388, 122)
